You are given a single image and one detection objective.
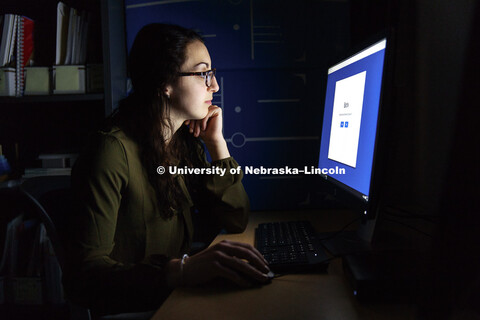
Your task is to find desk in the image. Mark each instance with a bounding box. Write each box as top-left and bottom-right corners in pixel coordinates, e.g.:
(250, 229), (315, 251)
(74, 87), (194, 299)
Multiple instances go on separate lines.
(152, 210), (417, 320)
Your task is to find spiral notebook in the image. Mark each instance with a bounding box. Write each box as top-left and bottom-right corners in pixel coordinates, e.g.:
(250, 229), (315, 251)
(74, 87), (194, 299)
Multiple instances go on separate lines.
(15, 15), (35, 96)
(0, 14), (34, 96)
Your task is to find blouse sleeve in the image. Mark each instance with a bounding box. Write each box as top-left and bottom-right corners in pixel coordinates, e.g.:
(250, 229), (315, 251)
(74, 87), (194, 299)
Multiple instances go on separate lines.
(63, 133), (171, 315)
(193, 156), (250, 234)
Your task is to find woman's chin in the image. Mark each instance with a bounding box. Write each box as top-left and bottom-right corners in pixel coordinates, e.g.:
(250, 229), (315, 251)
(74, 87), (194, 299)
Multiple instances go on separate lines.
(185, 108), (209, 121)
(197, 110), (209, 119)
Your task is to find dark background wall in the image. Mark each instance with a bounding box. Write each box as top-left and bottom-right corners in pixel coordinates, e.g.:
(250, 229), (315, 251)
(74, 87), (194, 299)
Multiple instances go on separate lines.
(352, 1), (480, 317)
(124, 0), (351, 211)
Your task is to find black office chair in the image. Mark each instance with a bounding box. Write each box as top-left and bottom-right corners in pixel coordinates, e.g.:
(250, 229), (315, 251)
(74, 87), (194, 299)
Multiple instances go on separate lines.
(0, 177), (86, 319)
(18, 176), (155, 320)
(11, 176), (89, 320)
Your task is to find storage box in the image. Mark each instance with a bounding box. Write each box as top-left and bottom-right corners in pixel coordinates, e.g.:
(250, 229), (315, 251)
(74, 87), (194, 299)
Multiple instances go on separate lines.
(53, 65), (86, 94)
(24, 67), (51, 95)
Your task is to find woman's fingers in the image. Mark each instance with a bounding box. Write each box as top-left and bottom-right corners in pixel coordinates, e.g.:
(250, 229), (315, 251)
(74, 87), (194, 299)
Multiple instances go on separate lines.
(187, 120), (200, 137)
(195, 120), (202, 137)
(182, 254), (249, 287)
(200, 109), (211, 131)
(188, 120), (195, 133)
(219, 240), (269, 265)
(212, 261), (255, 287)
(215, 251), (269, 284)
(215, 240), (269, 274)
(182, 240), (272, 287)
(223, 240), (269, 265)
(186, 119), (207, 137)
(201, 105), (220, 131)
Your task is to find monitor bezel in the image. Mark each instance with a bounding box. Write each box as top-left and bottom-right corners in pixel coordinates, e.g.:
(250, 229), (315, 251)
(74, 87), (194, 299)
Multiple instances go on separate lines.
(317, 30), (394, 220)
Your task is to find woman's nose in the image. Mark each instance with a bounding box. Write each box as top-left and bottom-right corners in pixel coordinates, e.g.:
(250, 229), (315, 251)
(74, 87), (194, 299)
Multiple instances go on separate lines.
(209, 75), (219, 93)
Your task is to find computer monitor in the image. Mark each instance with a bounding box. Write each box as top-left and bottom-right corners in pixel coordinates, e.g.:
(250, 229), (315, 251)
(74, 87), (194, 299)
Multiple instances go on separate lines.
(317, 35), (391, 254)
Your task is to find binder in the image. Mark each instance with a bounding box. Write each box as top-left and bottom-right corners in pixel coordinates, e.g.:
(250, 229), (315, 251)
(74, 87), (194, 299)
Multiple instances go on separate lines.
(15, 15), (35, 96)
(0, 14), (17, 68)
(64, 8), (76, 65)
(78, 11), (90, 65)
(0, 14), (17, 96)
(55, 2), (70, 65)
(0, 15), (34, 96)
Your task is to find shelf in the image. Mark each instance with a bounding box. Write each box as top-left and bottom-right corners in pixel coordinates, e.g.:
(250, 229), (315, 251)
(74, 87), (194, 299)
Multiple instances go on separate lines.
(0, 303), (70, 320)
(0, 93), (104, 104)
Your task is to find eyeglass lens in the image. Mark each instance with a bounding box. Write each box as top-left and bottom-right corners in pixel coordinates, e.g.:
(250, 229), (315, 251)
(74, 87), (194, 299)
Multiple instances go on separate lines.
(206, 69), (215, 87)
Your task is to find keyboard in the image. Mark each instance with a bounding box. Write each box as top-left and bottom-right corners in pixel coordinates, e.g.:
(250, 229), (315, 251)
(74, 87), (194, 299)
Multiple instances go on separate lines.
(255, 221), (330, 273)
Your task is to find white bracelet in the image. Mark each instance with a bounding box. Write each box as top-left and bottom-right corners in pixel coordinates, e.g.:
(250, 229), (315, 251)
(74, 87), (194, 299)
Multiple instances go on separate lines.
(180, 254), (189, 285)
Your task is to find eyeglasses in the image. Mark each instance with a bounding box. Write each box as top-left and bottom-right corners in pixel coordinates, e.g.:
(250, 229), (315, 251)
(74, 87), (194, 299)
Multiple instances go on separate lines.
(178, 68), (216, 87)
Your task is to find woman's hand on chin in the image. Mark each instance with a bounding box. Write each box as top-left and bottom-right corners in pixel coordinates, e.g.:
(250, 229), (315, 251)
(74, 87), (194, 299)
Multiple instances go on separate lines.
(185, 105), (222, 141)
(185, 105), (230, 160)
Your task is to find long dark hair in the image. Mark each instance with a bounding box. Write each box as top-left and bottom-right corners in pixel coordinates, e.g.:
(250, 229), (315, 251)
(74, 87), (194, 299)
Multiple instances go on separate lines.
(112, 23), (205, 219)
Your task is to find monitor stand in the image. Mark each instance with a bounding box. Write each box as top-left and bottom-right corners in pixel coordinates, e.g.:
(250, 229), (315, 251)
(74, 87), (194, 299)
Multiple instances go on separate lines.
(317, 218), (376, 256)
(319, 230), (372, 256)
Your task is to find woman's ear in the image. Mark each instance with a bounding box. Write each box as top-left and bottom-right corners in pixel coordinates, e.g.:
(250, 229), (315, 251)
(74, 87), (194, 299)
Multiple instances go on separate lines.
(164, 85), (173, 99)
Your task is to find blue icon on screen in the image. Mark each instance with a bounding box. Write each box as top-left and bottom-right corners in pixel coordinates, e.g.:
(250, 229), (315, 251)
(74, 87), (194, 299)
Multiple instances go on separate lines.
(340, 121), (344, 127)
(345, 121), (349, 128)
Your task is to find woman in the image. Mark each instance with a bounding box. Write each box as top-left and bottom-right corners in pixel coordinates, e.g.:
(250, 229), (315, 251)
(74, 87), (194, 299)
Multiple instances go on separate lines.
(63, 23), (270, 315)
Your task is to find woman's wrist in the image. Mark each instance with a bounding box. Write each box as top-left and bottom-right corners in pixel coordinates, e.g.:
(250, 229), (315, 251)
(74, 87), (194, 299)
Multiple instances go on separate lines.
(165, 258), (182, 288)
(204, 138), (230, 161)
(165, 254), (190, 288)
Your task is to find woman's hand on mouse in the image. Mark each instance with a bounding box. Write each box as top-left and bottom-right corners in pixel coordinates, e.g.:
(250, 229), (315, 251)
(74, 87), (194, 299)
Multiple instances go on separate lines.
(166, 240), (271, 288)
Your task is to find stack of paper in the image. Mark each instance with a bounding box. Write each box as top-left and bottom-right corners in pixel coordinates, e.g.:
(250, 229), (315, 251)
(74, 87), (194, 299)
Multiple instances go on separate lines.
(56, 2), (90, 66)
(54, 2), (90, 94)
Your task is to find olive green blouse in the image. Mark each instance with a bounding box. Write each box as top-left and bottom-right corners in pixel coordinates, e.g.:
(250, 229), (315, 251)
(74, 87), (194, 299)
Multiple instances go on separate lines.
(63, 127), (250, 315)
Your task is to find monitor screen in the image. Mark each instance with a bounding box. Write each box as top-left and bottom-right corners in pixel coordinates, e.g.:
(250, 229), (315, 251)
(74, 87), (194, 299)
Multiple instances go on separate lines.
(318, 38), (387, 207)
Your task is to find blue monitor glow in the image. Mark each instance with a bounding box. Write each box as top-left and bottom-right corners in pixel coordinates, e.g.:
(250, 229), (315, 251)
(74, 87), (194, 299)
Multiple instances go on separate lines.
(318, 38), (387, 219)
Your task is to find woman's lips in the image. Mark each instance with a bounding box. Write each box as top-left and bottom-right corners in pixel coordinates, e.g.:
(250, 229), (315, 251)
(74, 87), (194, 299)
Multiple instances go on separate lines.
(205, 100), (212, 105)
